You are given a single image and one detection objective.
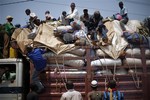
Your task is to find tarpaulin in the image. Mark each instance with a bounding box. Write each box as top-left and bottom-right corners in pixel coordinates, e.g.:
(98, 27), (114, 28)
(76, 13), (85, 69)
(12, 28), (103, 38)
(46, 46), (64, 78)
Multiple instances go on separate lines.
(98, 20), (128, 59)
(34, 23), (76, 54)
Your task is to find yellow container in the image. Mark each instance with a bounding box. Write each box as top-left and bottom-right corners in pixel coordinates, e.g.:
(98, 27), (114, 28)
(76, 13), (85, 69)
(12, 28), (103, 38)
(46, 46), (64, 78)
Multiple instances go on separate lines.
(9, 47), (17, 58)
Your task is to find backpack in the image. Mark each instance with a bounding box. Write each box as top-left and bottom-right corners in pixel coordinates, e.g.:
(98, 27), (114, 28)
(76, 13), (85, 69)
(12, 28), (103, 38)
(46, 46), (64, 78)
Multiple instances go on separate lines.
(103, 91), (124, 100)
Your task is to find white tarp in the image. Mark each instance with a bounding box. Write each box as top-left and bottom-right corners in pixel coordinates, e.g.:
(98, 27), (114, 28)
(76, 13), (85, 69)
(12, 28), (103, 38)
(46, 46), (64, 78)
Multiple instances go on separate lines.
(98, 20), (128, 59)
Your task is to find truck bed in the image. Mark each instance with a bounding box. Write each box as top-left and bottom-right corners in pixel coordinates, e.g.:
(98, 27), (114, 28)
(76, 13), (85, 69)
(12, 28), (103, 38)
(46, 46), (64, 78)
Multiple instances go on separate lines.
(30, 45), (150, 100)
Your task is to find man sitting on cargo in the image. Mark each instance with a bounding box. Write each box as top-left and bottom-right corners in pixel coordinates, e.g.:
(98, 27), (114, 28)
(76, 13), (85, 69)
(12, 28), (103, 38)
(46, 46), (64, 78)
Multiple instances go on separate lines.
(66, 2), (79, 24)
(88, 11), (103, 41)
(118, 1), (129, 31)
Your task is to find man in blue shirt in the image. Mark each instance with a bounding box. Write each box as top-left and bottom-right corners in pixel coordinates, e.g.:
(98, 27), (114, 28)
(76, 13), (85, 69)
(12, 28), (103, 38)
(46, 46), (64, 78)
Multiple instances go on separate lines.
(103, 80), (124, 100)
(26, 45), (47, 93)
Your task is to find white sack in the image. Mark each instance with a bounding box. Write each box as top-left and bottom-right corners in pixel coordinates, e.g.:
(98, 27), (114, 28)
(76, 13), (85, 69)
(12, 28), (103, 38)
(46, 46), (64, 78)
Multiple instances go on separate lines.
(126, 48), (141, 56)
(67, 48), (85, 56)
(126, 48), (150, 57)
(91, 58), (122, 66)
(146, 60), (150, 65)
(125, 58), (142, 66)
(96, 49), (109, 57)
(43, 52), (85, 67)
(54, 25), (72, 33)
(116, 68), (128, 75)
(96, 69), (112, 75)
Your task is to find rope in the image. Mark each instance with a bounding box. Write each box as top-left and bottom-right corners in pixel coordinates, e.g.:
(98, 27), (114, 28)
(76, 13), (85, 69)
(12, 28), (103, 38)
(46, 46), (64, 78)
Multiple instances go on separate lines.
(62, 56), (67, 82)
(113, 62), (116, 81)
(103, 54), (111, 81)
(127, 45), (140, 88)
(55, 56), (67, 90)
(104, 78), (107, 90)
(96, 50), (111, 88)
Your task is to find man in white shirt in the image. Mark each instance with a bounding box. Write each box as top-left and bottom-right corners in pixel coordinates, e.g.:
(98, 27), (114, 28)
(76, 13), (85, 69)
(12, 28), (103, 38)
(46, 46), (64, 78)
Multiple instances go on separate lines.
(25, 9), (37, 29)
(60, 81), (83, 100)
(58, 11), (69, 25)
(66, 3), (79, 24)
(45, 10), (54, 21)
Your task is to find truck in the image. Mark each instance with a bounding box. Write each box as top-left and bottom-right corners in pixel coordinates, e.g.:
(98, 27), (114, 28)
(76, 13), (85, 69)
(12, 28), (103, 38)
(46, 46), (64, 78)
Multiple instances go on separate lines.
(1, 19), (150, 100)
(0, 45), (150, 100)
(0, 58), (24, 100)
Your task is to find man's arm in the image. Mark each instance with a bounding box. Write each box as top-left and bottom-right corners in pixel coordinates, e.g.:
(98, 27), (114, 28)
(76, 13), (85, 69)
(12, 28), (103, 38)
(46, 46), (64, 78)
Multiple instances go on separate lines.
(122, 13), (127, 18)
(66, 9), (78, 19)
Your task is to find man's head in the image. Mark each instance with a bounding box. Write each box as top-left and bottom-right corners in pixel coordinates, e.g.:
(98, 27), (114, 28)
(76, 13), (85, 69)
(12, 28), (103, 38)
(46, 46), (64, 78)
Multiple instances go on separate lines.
(6, 16), (13, 22)
(25, 44), (33, 54)
(119, 1), (124, 9)
(45, 10), (50, 15)
(70, 2), (76, 10)
(45, 11), (51, 21)
(25, 9), (31, 16)
(107, 80), (116, 89)
(91, 80), (98, 90)
(62, 11), (67, 16)
(66, 80), (74, 90)
(94, 11), (100, 19)
(83, 9), (88, 15)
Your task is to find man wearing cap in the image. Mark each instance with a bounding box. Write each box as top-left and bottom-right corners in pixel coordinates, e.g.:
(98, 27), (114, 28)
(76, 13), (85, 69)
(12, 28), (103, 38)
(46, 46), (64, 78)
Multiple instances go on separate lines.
(60, 80), (83, 100)
(4, 16), (15, 38)
(87, 80), (103, 100)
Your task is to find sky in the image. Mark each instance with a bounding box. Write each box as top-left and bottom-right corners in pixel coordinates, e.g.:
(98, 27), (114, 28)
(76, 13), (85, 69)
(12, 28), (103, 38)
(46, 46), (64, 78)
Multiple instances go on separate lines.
(0, 0), (150, 26)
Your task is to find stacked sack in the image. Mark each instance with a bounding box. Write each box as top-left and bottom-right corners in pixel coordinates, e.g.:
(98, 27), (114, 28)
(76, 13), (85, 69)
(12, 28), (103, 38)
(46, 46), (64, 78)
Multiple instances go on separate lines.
(91, 49), (124, 75)
(43, 47), (86, 68)
(124, 47), (150, 74)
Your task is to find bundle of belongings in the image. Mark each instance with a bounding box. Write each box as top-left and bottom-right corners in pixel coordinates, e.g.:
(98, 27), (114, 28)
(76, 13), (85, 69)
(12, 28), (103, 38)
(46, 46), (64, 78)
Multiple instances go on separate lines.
(53, 20), (88, 45)
(122, 31), (148, 45)
(11, 18), (150, 68)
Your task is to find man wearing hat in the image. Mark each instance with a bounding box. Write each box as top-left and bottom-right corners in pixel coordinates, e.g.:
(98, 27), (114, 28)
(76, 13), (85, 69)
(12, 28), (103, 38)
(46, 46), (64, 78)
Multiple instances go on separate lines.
(87, 80), (103, 100)
(4, 15), (15, 38)
(4, 15), (15, 58)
